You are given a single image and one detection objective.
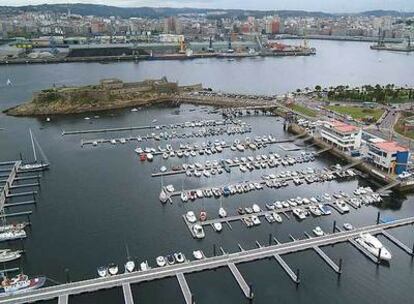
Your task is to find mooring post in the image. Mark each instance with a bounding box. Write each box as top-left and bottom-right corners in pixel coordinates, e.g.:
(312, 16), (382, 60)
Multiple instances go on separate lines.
(338, 258), (343, 274)
(268, 233), (272, 246)
(213, 244), (216, 257)
(376, 211), (381, 224)
(296, 269), (300, 285)
(411, 243), (414, 256)
(37, 175), (41, 189)
(65, 268), (70, 283)
(19, 153), (23, 161)
(332, 220), (337, 233)
(32, 191), (36, 202)
(191, 293), (195, 304)
(377, 247), (382, 264)
(249, 283), (254, 300)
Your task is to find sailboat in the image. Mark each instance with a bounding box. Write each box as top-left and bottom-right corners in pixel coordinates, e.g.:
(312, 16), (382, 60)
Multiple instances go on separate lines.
(19, 129), (49, 172)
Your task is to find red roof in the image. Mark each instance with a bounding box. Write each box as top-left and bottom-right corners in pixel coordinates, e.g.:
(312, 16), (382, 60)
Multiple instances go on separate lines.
(328, 120), (359, 133)
(374, 141), (408, 153)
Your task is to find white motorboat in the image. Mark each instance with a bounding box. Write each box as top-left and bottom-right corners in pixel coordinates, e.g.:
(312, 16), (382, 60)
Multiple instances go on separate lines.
(355, 233), (392, 261)
(165, 185), (175, 193)
(251, 215), (261, 225)
(180, 191), (188, 202)
(335, 200), (350, 212)
(140, 261), (150, 271)
(213, 222), (223, 232)
(292, 208), (307, 220)
(193, 224), (205, 239)
(343, 223), (353, 230)
(309, 205), (322, 216)
(252, 204), (261, 213)
(146, 153), (154, 161)
(313, 226), (325, 236)
(185, 211), (197, 223)
(156, 256), (166, 267)
(160, 166), (167, 172)
(97, 266), (108, 277)
(192, 250), (204, 260)
(218, 207), (227, 218)
(159, 189), (170, 204)
(272, 212), (282, 223)
(108, 263), (119, 276)
(124, 260), (135, 273)
(0, 249), (23, 263)
(174, 252), (185, 263)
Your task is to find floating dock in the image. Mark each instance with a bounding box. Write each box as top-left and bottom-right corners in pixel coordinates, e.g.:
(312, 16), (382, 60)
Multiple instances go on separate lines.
(62, 119), (237, 136)
(3, 217), (414, 304)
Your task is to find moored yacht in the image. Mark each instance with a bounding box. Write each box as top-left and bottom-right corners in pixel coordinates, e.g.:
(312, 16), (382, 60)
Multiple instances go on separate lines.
(355, 233), (392, 261)
(0, 249), (23, 263)
(97, 266), (108, 277)
(124, 260), (135, 273)
(156, 256), (166, 267)
(0, 274), (46, 296)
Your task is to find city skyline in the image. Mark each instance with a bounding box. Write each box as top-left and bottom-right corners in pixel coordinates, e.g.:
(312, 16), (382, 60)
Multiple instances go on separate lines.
(2, 0), (414, 13)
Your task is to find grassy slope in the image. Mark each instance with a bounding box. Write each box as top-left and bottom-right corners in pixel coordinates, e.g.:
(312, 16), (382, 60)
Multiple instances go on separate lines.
(326, 105), (384, 121)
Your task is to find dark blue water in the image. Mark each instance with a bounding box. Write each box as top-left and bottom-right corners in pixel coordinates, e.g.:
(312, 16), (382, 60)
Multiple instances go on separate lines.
(0, 40), (414, 304)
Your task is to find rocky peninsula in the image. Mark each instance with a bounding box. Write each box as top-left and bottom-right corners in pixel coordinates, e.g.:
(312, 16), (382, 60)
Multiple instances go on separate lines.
(4, 77), (202, 116)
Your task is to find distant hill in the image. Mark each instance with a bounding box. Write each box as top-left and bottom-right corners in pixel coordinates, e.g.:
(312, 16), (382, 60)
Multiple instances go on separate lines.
(0, 4), (412, 19)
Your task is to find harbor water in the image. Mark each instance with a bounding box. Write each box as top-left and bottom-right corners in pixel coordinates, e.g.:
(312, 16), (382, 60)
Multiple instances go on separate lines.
(0, 40), (414, 303)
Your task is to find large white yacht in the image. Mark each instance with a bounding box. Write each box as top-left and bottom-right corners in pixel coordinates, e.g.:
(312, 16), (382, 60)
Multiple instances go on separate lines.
(355, 233), (392, 261)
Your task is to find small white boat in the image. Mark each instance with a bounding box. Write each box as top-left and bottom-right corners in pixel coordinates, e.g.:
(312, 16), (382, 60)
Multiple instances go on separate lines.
(0, 249), (23, 263)
(272, 212), (282, 223)
(124, 260), (135, 273)
(160, 166), (167, 172)
(336, 200), (350, 213)
(185, 211), (197, 223)
(108, 263), (119, 276)
(213, 222), (222, 232)
(193, 250), (204, 260)
(146, 153), (154, 161)
(174, 252), (185, 263)
(193, 224), (205, 239)
(355, 233), (392, 261)
(181, 192), (188, 203)
(251, 215), (261, 225)
(343, 223), (353, 230)
(97, 266), (108, 277)
(131, 108), (138, 112)
(156, 256), (166, 267)
(313, 226), (325, 236)
(218, 207), (227, 218)
(252, 204), (261, 213)
(140, 261), (150, 271)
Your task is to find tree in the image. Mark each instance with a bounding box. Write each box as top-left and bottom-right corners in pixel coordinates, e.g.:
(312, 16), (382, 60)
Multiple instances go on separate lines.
(315, 85), (321, 91)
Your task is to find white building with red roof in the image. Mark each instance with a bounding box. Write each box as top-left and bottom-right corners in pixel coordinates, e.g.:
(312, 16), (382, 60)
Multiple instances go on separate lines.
(368, 140), (410, 174)
(320, 120), (362, 152)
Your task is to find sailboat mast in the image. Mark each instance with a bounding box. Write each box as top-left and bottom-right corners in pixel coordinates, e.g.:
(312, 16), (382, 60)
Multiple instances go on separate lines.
(29, 129), (37, 162)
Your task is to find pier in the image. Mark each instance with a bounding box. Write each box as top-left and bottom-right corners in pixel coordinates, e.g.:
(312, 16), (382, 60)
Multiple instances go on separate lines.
(273, 254), (299, 283)
(312, 246), (341, 273)
(228, 262), (252, 298)
(176, 273), (192, 304)
(4, 217), (414, 304)
(122, 282), (134, 304)
(381, 230), (413, 255)
(62, 119), (237, 136)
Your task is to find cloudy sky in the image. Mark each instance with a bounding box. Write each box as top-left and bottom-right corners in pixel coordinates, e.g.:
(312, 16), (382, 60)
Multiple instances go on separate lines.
(2, 0), (414, 13)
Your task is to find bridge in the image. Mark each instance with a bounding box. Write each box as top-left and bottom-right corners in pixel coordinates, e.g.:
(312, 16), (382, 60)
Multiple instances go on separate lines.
(3, 216), (414, 304)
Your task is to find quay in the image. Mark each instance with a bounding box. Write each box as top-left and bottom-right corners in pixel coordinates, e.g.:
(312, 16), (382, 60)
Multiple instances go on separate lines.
(3, 217), (414, 304)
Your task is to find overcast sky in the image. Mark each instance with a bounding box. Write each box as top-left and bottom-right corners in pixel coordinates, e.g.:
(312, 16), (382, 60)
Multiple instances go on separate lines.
(2, 0), (414, 13)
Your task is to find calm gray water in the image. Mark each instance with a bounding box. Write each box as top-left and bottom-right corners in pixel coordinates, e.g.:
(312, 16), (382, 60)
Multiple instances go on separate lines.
(0, 40), (414, 304)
